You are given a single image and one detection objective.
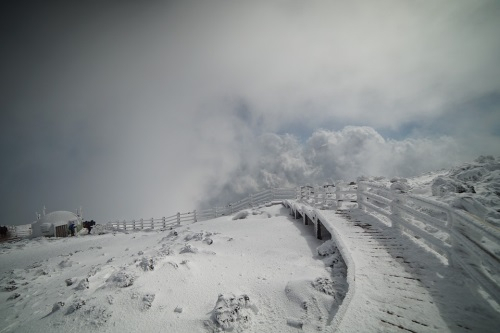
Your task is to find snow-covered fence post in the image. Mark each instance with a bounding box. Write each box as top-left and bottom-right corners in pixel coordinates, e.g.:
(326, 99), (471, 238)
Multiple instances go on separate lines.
(122, 220), (126, 230)
(193, 210), (197, 223)
(357, 181), (366, 210)
(140, 218), (144, 230)
(336, 184), (343, 209)
(132, 219), (136, 230)
(446, 210), (456, 267)
(162, 217), (166, 228)
(390, 193), (405, 229)
(214, 207), (217, 218)
(177, 212), (181, 225)
(150, 218), (154, 229)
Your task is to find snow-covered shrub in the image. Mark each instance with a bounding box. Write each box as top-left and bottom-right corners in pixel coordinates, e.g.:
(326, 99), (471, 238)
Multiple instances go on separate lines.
(317, 240), (337, 256)
(138, 257), (155, 271)
(75, 278), (89, 290)
(179, 244), (198, 254)
(7, 292), (21, 300)
(208, 293), (258, 331)
(184, 232), (204, 241)
(66, 298), (86, 315)
(105, 271), (134, 288)
(390, 180), (410, 193)
(141, 293), (155, 310)
(312, 277), (335, 296)
(232, 211), (249, 220)
(58, 258), (74, 269)
(51, 301), (65, 312)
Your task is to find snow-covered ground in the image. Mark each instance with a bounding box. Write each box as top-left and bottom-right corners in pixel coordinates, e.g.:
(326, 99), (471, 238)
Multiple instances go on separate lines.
(1, 157), (499, 332)
(0, 205), (346, 333)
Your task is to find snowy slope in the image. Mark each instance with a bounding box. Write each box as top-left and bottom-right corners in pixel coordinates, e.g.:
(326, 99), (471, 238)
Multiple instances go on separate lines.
(1, 157), (499, 332)
(0, 205), (346, 333)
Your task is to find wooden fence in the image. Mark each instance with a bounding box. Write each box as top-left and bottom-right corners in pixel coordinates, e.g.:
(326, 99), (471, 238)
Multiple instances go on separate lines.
(1, 224), (32, 240)
(297, 181), (500, 306)
(106, 187), (298, 230)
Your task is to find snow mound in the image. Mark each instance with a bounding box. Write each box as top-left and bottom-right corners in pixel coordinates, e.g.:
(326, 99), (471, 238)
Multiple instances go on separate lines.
(105, 270), (134, 288)
(138, 257), (155, 271)
(232, 211), (249, 220)
(317, 240), (337, 256)
(179, 244), (198, 254)
(205, 293), (258, 331)
(312, 277), (336, 296)
(284, 279), (336, 331)
(429, 156), (500, 226)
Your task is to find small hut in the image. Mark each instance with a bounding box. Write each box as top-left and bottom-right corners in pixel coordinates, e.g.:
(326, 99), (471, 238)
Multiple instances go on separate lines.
(31, 209), (82, 238)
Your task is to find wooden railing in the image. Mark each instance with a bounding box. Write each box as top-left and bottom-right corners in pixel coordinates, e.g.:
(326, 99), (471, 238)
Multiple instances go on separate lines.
(325, 180), (500, 305)
(1, 224), (32, 240)
(105, 187), (298, 230)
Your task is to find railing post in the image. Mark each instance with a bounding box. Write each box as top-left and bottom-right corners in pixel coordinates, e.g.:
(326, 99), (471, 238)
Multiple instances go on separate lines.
(390, 193), (405, 229)
(132, 220), (136, 229)
(357, 182), (365, 210)
(336, 184), (342, 209)
(193, 210), (197, 223)
(177, 212), (181, 225)
(123, 220), (126, 230)
(446, 210), (456, 267)
(140, 218), (144, 230)
(151, 218), (154, 229)
(162, 217), (166, 228)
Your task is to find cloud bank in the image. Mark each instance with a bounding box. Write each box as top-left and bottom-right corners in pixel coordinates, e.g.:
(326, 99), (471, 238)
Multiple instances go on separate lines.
(200, 126), (460, 207)
(1, 0), (499, 224)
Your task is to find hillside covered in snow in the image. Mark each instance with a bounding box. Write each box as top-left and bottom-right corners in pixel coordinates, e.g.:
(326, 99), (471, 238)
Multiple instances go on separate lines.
(1, 157), (499, 332)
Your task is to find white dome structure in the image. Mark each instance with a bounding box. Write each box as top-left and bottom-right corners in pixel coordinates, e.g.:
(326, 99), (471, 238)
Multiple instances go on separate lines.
(31, 210), (82, 238)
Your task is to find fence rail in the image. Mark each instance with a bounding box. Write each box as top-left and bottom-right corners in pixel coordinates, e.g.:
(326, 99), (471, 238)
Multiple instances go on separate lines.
(289, 180), (499, 305)
(345, 180), (499, 305)
(105, 187), (298, 230)
(2, 224), (32, 240)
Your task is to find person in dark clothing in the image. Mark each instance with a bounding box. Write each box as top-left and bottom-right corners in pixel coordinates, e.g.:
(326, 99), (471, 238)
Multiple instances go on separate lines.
(84, 220), (95, 234)
(68, 222), (76, 236)
(0, 226), (8, 238)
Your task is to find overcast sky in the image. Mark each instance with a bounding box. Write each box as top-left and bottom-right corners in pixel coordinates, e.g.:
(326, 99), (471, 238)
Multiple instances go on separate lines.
(1, 0), (499, 225)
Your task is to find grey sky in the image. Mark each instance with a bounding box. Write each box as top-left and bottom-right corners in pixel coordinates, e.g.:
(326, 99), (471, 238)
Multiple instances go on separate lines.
(1, 0), (499, 225)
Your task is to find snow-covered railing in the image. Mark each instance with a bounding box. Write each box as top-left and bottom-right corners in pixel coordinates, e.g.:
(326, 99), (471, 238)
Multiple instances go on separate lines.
(297, 183), (353, 209)
(357, 181), (500, 305)
(3, 224), (33, 239)
(196, 187), (297, 221)
(106, 213), (188, 231)
(105, 187), (297, 229)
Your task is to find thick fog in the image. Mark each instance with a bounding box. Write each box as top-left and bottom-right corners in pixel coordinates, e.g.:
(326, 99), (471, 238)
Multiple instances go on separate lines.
(1, 1), (499, 224)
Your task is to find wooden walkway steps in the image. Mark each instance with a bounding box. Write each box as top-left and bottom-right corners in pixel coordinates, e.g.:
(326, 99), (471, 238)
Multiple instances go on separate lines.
(284, 200), (498, 333)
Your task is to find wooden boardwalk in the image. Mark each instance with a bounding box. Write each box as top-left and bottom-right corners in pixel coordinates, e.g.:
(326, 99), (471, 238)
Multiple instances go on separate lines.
(285, 200), (498, 333)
